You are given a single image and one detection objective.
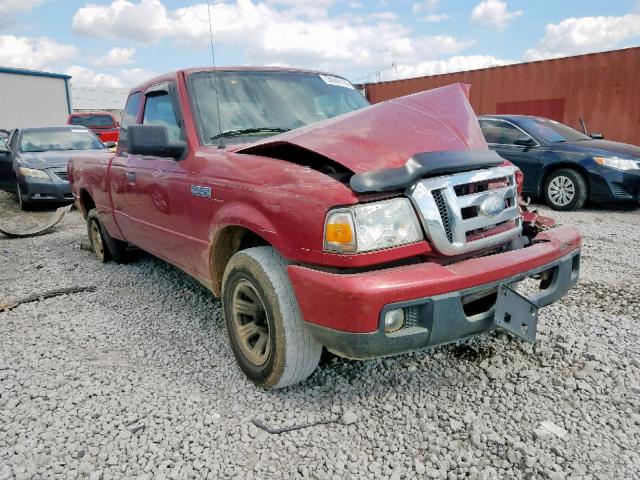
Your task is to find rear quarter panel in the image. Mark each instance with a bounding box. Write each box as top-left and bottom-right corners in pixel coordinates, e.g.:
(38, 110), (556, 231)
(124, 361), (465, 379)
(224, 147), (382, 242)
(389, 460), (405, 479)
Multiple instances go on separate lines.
(68, 152), (122, 238)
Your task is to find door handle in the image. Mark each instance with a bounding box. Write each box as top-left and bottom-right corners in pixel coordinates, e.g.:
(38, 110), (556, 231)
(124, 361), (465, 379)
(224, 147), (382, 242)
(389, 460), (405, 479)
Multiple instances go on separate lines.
(126, 171), (136, 183)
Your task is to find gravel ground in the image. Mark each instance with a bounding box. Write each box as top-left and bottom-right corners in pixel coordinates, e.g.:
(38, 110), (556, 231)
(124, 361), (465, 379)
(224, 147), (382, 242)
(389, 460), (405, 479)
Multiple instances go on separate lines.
(1, 190), (639, 480)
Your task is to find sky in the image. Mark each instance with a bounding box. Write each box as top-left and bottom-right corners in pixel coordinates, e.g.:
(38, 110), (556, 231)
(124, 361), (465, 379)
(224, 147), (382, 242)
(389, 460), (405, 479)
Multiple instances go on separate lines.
(1, 0), (640, 89)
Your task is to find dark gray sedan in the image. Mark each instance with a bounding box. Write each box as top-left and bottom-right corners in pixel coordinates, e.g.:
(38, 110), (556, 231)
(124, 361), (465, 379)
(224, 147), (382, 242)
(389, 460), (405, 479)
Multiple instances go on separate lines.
(0, 126), (114, 210)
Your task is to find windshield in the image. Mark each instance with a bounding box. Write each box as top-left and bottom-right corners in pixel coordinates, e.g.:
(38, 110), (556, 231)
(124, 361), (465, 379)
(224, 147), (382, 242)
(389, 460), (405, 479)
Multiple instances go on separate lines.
(188, 70), (369, 144)
(20, 129), (105, 152)
(0, 137), (9, 151)
(518, 117), (590, 143)
(70, 114), (116, 127)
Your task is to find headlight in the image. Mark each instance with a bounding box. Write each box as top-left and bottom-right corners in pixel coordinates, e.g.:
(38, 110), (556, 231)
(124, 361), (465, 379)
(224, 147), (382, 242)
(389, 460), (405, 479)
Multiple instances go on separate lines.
(594, 157), (639, 171)
(19, 167), (51, 180)
(324, 198), (423, 253)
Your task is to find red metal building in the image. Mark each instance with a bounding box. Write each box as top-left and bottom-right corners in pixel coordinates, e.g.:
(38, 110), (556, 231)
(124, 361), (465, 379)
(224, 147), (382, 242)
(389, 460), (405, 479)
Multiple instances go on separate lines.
(361, 47), (640, 147)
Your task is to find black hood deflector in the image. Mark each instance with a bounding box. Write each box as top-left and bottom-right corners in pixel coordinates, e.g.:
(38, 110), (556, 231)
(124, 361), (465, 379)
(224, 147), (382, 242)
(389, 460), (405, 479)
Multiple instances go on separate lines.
(349, 150), (504, 193)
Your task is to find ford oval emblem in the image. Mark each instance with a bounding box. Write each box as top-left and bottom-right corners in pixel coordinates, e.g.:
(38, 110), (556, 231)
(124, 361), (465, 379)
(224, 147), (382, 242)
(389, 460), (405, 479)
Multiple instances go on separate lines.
(479, 194), (505, 217)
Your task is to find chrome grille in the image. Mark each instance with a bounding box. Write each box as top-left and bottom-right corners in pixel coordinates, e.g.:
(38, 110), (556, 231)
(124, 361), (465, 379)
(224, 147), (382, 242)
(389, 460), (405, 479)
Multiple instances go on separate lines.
(408, 166), (521, 256)
(431, 189), (453, 243)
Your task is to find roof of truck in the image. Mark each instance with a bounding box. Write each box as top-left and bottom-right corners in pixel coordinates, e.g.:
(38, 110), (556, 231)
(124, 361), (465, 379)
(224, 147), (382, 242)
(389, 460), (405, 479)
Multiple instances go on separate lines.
(129, 66), (349, 94)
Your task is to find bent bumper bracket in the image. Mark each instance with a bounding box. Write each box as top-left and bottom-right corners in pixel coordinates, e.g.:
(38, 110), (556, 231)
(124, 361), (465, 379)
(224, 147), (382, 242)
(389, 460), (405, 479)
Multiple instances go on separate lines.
(494, 285), (538, 344)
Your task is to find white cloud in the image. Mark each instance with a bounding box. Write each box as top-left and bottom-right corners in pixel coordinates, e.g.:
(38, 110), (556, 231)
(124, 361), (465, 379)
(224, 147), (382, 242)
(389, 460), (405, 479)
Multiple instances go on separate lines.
(0, 35), (78, 70)
(91, 47), (136, 67)
(412, 0), (440, 14)
(348, 1), (363, 7)
(422, 13), (449, 22)
(71, 0), (474, 73)
(382, 54), (514, 81)
(67, 65), (124, 87)
(67, 65), (156, 88)
(72, 0), (171, 44)
(0, 0), (45, 15)
(524, 12), (640, 61)
(118, 67), (157, 87)
(470, 0), (521, 30)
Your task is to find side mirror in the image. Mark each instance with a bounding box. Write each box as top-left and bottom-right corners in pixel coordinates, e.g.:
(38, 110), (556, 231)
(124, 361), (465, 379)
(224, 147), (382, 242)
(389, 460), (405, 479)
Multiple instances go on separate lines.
(103, 141), (117, 149)
(127, 125), (186, 159)
(590, 132), (604, 139)
(513, 136), (536, 147)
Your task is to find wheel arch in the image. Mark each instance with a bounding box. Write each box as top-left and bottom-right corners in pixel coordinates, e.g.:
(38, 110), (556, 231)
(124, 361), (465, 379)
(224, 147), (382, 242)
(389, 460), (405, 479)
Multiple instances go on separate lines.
(78, 188), (96, 219)
(538, 162), (590, 197)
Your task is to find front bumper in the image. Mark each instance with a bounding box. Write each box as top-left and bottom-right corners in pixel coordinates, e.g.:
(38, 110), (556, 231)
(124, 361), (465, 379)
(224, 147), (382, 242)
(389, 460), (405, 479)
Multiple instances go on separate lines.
(589, 168), (640, 202)
(20, 176), (73, 203)
(288, 226), (581, 359)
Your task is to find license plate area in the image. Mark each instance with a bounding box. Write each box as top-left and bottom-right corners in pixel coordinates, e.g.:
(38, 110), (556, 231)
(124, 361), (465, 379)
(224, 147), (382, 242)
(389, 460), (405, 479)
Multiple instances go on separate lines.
(494, 285), (538, 343)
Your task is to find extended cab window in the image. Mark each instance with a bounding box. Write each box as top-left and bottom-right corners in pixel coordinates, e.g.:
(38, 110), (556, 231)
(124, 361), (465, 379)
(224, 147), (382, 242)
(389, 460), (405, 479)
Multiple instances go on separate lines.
(122, 92), (141, 128)
(119, 92), (141, 153)
(480, 120), (526, 145)
(143, 92), (182, 142)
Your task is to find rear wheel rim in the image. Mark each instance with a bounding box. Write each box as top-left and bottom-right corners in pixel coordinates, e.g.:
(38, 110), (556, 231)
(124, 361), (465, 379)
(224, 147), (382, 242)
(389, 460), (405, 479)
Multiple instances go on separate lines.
(90, 221), (105, 261)
(548, 176), (575, 206)
(231, 278), (271, 366)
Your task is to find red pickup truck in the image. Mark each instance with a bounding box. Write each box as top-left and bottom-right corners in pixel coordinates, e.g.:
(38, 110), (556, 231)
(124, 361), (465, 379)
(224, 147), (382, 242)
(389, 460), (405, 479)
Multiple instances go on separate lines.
(68, 67), (581, 388)
(68, 112), (120, 143)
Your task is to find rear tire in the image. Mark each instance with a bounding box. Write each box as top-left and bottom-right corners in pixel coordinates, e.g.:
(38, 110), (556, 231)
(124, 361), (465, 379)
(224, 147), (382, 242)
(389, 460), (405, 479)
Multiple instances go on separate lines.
(86, 208), (128, 263)
(543, 169), (587, 211)
(222, 246), (322, 389)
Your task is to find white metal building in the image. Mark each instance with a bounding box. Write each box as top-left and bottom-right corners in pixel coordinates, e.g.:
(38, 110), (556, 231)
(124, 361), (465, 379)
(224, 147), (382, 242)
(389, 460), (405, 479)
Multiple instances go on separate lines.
(71, 86), (129, 112)
(0, 66), (72, 130)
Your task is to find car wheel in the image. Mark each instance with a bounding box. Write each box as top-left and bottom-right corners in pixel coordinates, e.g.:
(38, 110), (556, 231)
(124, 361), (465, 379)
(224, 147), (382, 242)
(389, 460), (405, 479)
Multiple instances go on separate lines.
(16, 181), (29, 211)
(86, 208), (128, 263)
(544, 169), (587, 211)
(222, 246), (322, 389)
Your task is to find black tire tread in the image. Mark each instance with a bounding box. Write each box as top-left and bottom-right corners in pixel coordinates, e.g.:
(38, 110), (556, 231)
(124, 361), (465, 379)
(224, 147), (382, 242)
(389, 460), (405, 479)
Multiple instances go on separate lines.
(544, 168), (588, 211)
(87, 208), (128, 263)
(222, 246), (321, 389)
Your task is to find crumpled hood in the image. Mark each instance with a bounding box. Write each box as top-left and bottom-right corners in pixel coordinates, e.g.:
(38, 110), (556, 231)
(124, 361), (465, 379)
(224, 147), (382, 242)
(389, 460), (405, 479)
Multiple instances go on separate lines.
(236, 83), (488, 173)
(18, 150), (110, 169)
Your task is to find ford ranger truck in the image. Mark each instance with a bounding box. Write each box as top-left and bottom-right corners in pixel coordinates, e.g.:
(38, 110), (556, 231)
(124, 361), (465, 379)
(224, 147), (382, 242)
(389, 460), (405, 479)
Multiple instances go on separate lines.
(67, 68), (581, 389)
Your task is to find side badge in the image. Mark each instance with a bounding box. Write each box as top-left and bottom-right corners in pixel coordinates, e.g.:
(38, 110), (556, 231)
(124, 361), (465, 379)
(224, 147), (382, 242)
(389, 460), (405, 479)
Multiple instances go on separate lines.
(191, 185), (212, 198)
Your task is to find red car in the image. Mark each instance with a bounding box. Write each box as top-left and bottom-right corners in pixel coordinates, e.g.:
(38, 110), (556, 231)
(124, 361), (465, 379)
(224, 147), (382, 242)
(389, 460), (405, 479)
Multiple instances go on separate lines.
(67, 112), (120, 143)
(68, 67), (581, 388)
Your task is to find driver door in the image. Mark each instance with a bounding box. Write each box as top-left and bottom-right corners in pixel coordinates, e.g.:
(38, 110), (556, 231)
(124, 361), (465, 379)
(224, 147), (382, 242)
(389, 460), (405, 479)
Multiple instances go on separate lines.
(0, 137), (13, 191)
(116, 83), (210, 276)
(479, 119), (541, 195)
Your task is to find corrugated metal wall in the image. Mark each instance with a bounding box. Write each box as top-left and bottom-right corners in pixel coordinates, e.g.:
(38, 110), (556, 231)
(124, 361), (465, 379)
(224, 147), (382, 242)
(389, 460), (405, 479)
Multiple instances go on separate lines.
(0, 72), (70, 129)
(362, 47), (640, 147)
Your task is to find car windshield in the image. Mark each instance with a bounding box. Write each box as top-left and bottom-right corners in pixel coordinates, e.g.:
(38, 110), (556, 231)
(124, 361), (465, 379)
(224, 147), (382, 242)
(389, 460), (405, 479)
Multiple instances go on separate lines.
(188, 70), (369, 144)
(518, 118), (590, 143)
(70, 114), (115, 127)
(20, 129), (105, 152)
(0, 137), (9, 151)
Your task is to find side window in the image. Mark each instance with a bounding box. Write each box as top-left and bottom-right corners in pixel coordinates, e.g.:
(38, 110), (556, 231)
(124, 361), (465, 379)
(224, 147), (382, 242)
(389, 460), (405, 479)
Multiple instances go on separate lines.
(119, 92), (141, 153)
(142, 92), (182, 142)
(480, 120), (527, 145)
(122, 92), (141, 129)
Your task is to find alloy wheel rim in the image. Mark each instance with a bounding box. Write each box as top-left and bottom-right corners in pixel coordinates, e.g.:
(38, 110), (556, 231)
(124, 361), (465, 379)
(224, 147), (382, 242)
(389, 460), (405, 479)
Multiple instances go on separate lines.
(90, 221), (105, 260)
(231, 278), (271, 366)
(548, 176), (575, 206)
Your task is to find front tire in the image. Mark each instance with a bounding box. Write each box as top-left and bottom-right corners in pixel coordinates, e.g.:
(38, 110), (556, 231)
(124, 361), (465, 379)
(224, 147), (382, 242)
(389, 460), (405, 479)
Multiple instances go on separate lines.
(222, 247), (322, 389)
(543, 169), (587, 211)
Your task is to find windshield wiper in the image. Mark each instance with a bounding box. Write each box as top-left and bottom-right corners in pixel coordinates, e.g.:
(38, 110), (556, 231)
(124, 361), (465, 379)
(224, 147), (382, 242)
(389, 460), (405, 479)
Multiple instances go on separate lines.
(210, 127), (289, 141)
